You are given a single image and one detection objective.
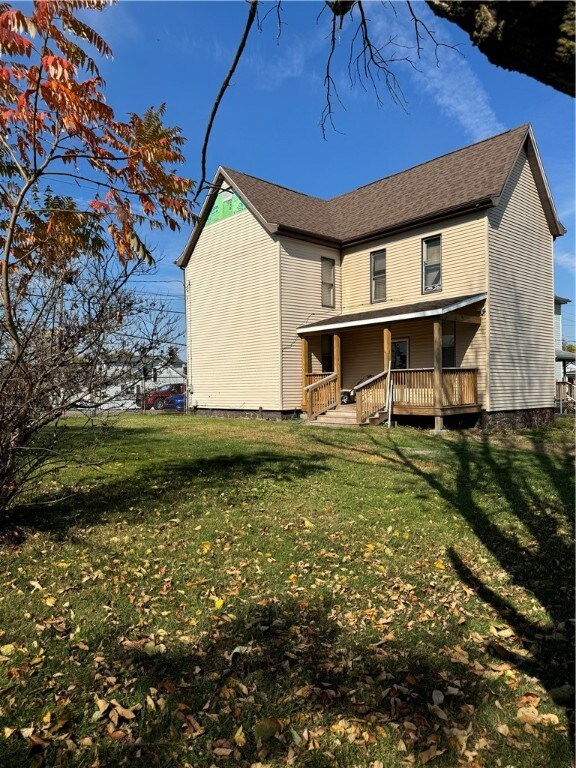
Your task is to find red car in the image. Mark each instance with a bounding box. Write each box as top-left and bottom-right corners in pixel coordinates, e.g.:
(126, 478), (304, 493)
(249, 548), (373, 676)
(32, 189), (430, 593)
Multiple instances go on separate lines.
(136, 383), (185, 410)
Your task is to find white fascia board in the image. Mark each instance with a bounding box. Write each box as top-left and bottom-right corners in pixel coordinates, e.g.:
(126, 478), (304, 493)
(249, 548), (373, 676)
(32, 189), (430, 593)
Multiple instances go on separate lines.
(297, 293), (487, 335)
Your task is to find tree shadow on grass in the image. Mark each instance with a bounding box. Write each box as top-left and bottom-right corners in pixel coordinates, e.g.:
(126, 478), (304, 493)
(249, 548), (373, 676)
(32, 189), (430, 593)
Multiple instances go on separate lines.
(7, 450), (328, 540)
(306, 427), (574, 740)
(328, 428), (575, 724)
(4, 596), (568, 768)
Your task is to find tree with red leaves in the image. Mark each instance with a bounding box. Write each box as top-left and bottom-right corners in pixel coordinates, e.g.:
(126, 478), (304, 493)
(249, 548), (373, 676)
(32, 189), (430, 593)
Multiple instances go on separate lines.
(0, 1), (193, 516)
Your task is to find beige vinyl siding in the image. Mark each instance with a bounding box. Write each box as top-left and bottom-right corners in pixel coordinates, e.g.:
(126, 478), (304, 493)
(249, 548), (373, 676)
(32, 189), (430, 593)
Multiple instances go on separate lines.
(185, 208), (281, 410)
(487, 149), (555, 411)
(279, 237), (341, 409)
(341, 319), (486, 404)
(341, 212), (487, 314)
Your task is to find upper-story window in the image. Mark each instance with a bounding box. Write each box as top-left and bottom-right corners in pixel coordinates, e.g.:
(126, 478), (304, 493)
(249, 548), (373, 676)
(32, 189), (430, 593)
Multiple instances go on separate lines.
(321, 257), (335, 308)
(371, 249), (386, 303)
(422, 235), (442, 293)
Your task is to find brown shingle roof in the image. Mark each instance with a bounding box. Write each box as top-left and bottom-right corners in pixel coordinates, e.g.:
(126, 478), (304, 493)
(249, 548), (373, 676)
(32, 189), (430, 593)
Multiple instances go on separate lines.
(178, 125), (564, 267)
(225, 125), (531, 243)
(328, 126), (529, 241)
(218, 168), (339, 242)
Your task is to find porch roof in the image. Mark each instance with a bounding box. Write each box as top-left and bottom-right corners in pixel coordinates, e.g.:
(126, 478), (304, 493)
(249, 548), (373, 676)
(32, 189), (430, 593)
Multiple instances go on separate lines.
(297, 293), (486, 335)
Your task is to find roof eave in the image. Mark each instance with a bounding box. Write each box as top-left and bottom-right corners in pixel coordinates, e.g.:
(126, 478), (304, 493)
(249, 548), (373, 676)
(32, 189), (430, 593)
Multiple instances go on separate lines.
(340, 198), (496, 249)
(276, 224), (342, 248)
(297, 293), (487, 335)
(496, 125), (565, 239)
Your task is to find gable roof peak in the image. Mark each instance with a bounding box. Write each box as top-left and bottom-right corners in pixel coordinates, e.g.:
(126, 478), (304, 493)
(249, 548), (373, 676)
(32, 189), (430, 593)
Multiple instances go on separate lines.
(220, 166), (326, 202)
(178, 123), (562, 268)
(329, 124), (531, 203)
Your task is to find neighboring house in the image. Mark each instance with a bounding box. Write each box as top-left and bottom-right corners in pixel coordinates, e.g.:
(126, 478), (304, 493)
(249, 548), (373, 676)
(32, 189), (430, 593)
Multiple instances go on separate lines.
(554, 295), (575, 381)
(95, 355), (186, 410)
(178, 124), (565, 429)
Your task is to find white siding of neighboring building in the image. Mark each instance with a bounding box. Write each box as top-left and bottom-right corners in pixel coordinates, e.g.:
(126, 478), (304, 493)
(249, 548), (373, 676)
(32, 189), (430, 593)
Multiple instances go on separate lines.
(279, 237), (341, 409)
(341, 211), (487, 314)
(487, 149), (555, 411)
(185, 208), (281, 410)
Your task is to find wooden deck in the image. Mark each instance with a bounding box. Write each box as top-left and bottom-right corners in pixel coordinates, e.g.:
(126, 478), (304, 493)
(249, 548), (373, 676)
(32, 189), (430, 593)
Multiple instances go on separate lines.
(303, 368), (480, 424)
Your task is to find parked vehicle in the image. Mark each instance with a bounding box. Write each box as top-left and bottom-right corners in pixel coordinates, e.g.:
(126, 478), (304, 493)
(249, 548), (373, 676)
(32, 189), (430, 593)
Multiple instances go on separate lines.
(136, 383), (185, 410)
(164, 393), (185, 412)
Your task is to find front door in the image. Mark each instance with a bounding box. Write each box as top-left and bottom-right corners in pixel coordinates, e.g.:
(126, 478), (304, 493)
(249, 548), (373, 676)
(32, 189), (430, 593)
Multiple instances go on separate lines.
(392, 339), (409, 369)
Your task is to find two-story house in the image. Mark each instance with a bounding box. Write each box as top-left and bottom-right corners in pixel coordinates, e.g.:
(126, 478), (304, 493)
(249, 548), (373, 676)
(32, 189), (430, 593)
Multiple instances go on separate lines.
(178, 124), (565, 429)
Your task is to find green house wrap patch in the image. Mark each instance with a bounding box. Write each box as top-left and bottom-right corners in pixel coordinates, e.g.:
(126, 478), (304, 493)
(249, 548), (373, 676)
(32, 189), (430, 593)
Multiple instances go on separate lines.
(206, 188), (247, 225)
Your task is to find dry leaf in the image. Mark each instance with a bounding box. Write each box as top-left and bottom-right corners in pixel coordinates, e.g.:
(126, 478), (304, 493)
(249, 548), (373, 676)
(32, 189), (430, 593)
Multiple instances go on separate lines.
(0, 644), (15, 656)
(432, 690), (444, 705)
(517, 705), (541, 725)
(419, 745), (439, 764)
(253, 718), (282, 742)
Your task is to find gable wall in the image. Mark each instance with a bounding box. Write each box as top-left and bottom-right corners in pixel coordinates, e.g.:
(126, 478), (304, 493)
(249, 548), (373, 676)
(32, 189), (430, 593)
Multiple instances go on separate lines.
(279, 237), (341, 409)
(487, 149), (555, 411)
(341, 212), (487, 314)
(185, 208), (281, 410)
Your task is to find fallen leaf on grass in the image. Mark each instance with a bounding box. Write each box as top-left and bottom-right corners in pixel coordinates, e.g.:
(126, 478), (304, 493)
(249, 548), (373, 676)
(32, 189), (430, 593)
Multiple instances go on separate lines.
(420, 745), (444, 763)
(253, 718), (282, 743)
(517, 705), (540, 725)
(432, 690), (444, 706)
(0, 643), (16, 656)
(233, 725), (246, 747)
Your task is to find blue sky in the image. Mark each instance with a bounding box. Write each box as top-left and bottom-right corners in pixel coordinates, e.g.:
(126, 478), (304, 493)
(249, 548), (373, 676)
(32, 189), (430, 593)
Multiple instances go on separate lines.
(81, 1), (575, 346)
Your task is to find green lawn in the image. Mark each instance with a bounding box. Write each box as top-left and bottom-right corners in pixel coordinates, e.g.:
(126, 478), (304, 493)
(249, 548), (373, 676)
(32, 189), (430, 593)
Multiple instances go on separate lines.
(0, 415), (574, 767)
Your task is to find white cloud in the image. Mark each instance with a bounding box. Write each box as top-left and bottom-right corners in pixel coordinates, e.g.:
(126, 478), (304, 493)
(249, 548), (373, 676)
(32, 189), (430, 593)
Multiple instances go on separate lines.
(252, 42), (307, 90)
(554, 250), (575, 275)
(371, 5), (504, 141)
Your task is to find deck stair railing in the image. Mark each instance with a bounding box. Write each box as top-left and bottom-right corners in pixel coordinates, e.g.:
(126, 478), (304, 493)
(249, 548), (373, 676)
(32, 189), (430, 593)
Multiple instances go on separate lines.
(305, 372), (338, 420)
(355, 368), (389, 424)
(556, 380), (576, 414)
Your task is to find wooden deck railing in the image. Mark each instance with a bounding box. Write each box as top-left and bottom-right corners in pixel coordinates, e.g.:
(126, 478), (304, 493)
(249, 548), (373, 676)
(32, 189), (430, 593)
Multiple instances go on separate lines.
(392, 369), (434, 407)
(355, 370), (389, 424)
(305, 373), (338, 420)
(442, 368), (478, 406)
(556, 380), (575, 400)
(391, 368), (478, 408)
(302, 373), (333, 410)
(556, 380), (576, 413)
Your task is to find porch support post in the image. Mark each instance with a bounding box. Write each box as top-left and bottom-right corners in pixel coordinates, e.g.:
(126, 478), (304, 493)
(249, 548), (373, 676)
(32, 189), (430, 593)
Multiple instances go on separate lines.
(333, 332), (342, 399)
(383, 326), (392, 371)
(433, 319), (444, 431)
(301, 335), (309, 411)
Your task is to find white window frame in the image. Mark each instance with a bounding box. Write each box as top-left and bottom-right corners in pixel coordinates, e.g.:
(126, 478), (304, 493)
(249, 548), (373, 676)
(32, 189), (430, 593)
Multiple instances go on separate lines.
(370, 249), (386, 303)
(321, 257), (335, 308)
(422, 235), (442, 294)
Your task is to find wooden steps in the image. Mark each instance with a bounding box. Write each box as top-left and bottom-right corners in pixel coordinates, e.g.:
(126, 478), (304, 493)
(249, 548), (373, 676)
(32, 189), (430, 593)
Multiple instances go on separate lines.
(308, 404), (389, 427)
(310, 404), (357, 427)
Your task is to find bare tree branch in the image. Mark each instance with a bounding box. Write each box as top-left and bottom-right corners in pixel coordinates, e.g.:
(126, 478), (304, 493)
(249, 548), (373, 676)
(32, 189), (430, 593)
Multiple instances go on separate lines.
(194, 1), (259, 205)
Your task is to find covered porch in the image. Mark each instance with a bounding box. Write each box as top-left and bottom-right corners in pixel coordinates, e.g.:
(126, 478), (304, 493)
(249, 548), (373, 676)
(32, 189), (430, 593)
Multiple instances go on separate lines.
(298, 294), (486, 429)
